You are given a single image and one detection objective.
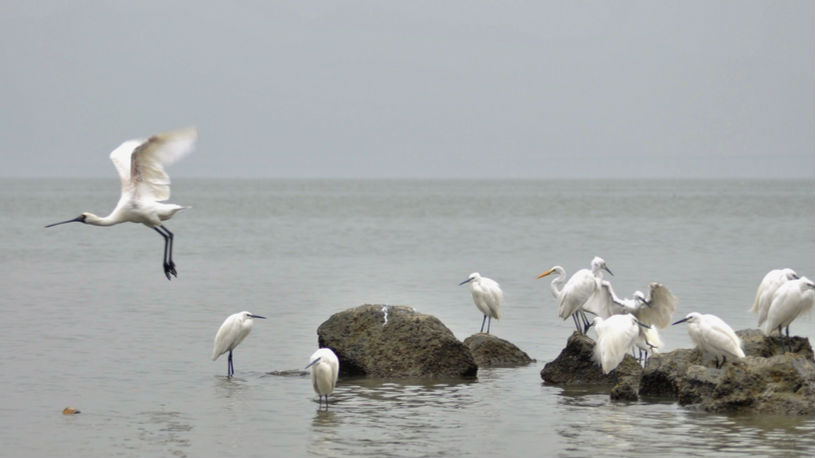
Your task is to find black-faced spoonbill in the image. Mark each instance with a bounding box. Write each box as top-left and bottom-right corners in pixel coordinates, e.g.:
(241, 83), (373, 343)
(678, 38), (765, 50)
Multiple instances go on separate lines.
(459, 272), (503, 334)
(45, 127), (197, 280)
(673, 312), (745, 368)
(762, 276), (814, 351)
(212, 311), (266, 378)
(306, 348), (339, 410)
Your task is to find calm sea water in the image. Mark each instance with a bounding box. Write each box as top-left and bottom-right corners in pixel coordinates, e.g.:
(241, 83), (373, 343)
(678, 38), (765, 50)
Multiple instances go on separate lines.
(1, 178), (813, 457)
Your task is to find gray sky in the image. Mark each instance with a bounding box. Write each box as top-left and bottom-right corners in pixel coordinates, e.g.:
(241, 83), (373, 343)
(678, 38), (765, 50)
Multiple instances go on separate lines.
(1, 1), (812, 179)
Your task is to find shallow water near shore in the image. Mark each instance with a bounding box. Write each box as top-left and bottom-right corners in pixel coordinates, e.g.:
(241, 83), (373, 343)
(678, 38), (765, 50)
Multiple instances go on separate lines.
(1, 178), (813, 457)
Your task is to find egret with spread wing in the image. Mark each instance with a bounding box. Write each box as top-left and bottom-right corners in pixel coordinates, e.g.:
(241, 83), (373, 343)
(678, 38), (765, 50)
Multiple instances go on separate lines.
(45, 127), (197, 280)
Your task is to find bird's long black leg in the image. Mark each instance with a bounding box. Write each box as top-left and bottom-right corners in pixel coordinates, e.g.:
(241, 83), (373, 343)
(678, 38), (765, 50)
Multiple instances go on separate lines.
(480, 315), (486, 333)
(154, 227), (173, 280)
(486, 316), (491, 334)
(785, 326), (792, 353)
(227, 350), (233, 378)
(572, 314), (581, 333)
(580, 311), (592, 334)
(160, 225), (177, 278)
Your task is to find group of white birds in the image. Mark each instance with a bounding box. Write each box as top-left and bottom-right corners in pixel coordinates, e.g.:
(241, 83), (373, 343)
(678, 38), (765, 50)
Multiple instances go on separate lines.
(463, 257), (814, 374)
(42, 127), (815, 404)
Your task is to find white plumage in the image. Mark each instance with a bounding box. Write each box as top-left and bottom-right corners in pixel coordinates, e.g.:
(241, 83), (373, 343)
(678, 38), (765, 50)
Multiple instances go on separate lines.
(751, 268), (799, 328)
(459, 272), (504, 334)
(306, 348), (340, 409)
(762, 277), (814, 338)
(673, 312), (744, 368)
(45, 127), (197, 280)
(212, 311), (266, 377)
(538, 257), (612, 333)
(590, 314), (641, 374)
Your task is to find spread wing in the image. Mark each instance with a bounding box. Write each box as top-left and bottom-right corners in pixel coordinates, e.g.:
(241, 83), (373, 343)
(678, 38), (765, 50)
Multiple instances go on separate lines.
(636, 283), (677, 328)
(110, 127), (197, 202)
(582, 281), (615, 319)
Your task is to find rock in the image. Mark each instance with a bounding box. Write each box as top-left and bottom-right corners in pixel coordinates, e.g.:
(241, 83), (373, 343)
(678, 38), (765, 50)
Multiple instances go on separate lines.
(317, 304), (477, 378)
(737, 329), (814, 359)
(639, 331), (815, 415)
(463, 334), (534, 368)
(541, 332), (642, 392)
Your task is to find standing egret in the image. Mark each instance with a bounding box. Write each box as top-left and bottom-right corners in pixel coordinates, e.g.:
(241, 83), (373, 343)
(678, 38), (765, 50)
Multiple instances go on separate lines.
(459, 272), (503, 334)
(45, 127), (197, 280)
(672, 312), (744, 368)
(306, 348), (340, 410)
(751, 268), (799, 328)
(762, 277), (814, 351)
(634, 325), (663, 365)
(538, 257), (613, 334)
(588, 314), (648, 374)
(212, 311), (266, 378)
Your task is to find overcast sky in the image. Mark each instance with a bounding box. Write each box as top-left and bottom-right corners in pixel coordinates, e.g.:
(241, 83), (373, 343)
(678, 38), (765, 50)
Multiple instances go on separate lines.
(1, 1), (812, 179)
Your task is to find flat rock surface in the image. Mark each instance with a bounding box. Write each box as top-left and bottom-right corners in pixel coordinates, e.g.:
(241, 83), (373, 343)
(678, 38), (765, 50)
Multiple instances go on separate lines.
(463, 333), (534, 368)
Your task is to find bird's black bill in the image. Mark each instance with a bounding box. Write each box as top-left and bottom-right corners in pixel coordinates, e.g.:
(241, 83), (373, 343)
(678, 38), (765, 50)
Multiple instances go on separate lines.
(249, 314), (266, 319)
(305, 357), (322, 369)
(636, 320), (651, 329)
(45, 215), (85, 228)
(458, 278), (473, 286)
(672, 317), (690, 325)
(604, 266), (614, 276)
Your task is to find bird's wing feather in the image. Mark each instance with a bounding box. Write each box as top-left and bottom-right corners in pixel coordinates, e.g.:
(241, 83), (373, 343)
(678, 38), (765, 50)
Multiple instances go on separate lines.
(129, 127), (197, 202)
(212, 314), (241, 360)
(705, 316), (745, 358)
(558, 270), (595, 319)
(109, 139), (145, 199)
(593, 315), (639, 373)
(636, 283), (677, 328)
(582, 282), (614, 319)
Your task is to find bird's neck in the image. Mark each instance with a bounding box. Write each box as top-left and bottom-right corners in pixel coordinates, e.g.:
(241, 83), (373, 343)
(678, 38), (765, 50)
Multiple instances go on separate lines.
(550, 272), (566, 297)
(84, 213), (117, 226)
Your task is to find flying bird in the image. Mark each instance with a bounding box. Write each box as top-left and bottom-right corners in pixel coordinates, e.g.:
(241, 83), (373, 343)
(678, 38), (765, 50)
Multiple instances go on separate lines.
(762, 276), (814, 351)
(672, 312), (744, 368)
(45, 127), (197, 280)
(459, 272), (503, 334)
(751, 268), (799, 328)
(538, 257), (613, 334)
(212, 311), (266, 378)
(306, 348), (340, 410)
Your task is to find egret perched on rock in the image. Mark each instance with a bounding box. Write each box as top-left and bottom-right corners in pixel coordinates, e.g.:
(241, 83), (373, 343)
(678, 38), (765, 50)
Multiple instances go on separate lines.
(306, 348), (340, 409)
(212, 311), (266, 378)
(634, 325), (663, 365)
(672, 312), (744, 368)
(593, 281), (678, 328)
(762, 277), (814, 350)
(45, 127), (197, 280)
(588, 314), (648, 374)
(459, 272), (503, 334)
(751, 268), (799, 328)
(538, 257), (613, 334)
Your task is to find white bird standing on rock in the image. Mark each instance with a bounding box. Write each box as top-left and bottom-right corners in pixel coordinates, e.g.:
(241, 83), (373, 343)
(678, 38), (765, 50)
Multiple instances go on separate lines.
(672, 312), (744, 368)
(751, 268), (799, 329)
(762, 277), (815, 351)
(45, 127), (197, 280)
(459, 272), (503, 334)
(212, 311), (266, 378)
(306, 348), (340, 410)
(588, 314), (648, 374)
(538, 257), (613, 334)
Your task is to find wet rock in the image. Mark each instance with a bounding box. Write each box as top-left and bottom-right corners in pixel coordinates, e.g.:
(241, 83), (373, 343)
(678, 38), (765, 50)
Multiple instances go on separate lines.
(317, 304), (478, 378)
(639, 331), (814, 415)
(463, 334), (534, 368)
(540, 332), (642, 391)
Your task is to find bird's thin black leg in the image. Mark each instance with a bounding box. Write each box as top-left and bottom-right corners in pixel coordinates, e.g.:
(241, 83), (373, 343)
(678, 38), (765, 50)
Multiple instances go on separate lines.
(486, 316), (491, 334)
(572, 314), (581, 333)
(228, 350), (233, 378)
(480, 315), (486, 333)
(160, 225), (177, 278)
(154, 227), (172, 280)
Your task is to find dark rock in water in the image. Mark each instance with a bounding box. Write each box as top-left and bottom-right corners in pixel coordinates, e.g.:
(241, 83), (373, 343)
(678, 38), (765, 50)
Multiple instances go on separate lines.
(541, 332), (642, 396)
(463, 334), (534, 368)
(317, 304), (477, 378)
(639, 331), (815, 415)
(737, 329), (814, 359)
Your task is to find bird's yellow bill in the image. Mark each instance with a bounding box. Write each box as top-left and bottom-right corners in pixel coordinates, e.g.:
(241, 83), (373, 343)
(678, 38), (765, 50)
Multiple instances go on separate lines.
(536, 269), (555, 279)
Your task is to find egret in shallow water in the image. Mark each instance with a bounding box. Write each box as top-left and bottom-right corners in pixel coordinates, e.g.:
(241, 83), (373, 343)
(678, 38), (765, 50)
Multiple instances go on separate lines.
(751, 268), (799, 328)
(306, 348), (340, 409)
(672, 312), (744, 368)
(45, 127), (197, 280)
(588, 314), (649, 374)
(538, 257), (613, 334)
(762, 277), (814, 351)
(212, 311), (266, 377)
(459, 272), (503, 334)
